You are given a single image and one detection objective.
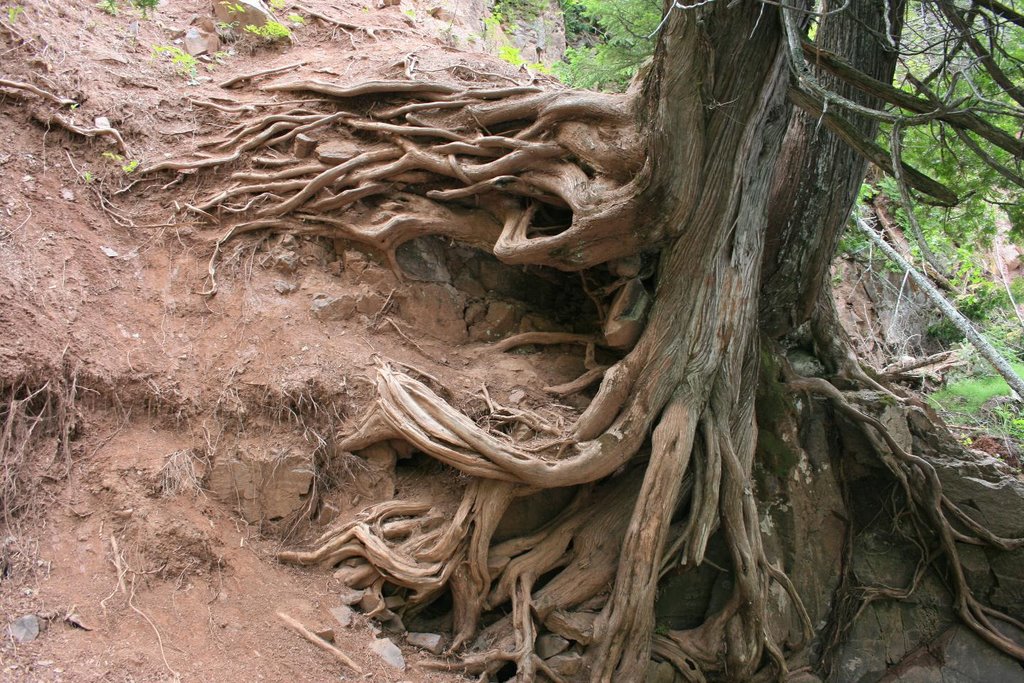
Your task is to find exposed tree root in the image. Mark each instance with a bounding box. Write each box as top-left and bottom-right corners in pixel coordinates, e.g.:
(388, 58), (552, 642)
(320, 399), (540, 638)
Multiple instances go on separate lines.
(138, 9), (1024, 677)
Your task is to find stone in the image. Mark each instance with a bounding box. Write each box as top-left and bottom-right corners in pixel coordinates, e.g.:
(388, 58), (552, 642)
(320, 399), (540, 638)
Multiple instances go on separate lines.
(383, 595), (405, 610)
(406, 631), (444, 654)
(213, 0), (276, 30)
(207, 445), (313, 523)
(336, 586), (365, 606)
(536, 633), (569, 659)
(310, 293), (357, 321)
(314, 627), (335, 642)
(273, 280), (296, 295)
(464, 301), (486, 325)
(545, 651), (583, 676)
(603, 278), (650, 349)
(8, 615), (40, 643)
(370, 637), (405, 671)
(184, 26), (219, 56)
(544, 610), (596, 645)
(272, 249), (299, 273)
(395, 237), (450, 283)
(398, 283), (467, 343)
(470, 300), (519, 341)
(330, 605), (354, 628)
(316, 140), (361, 165)
(427, 5), (454, 22)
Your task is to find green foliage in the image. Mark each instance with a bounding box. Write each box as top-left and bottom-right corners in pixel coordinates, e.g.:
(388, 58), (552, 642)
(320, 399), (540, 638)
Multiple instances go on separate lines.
(286, 12), (303, 25)
(243, 20), (291, 41)
(268, 0), (285, 9)
(553, 0), (660, 91)
(95, 0), (118, 15)
(102, 151), (139, 174)
(498, 45), (525, 67)
(152, 45), (198, 79)
(7, 4), (24, 22)
(131, 0), (157, 17)
(930, 367), (1024, 413)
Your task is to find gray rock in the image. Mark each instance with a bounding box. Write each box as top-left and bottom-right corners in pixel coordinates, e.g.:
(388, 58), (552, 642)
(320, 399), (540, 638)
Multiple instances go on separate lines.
(272, 249), (299, 273)
(330, 605), (354, 628)
(212, 0), (276, 29)
(545, 651), (583, 676)
(184, 26), (219, 56)
(536, 633), (569, 659)
(273, 280), (297, 295)
(310, 293), (357, 321)
(406, 632), (444, 654)
(370, 637), (405, 671)
(206, 445), (313, 523)
(395, 237), (450, 283)
(8, 615), (40, 643)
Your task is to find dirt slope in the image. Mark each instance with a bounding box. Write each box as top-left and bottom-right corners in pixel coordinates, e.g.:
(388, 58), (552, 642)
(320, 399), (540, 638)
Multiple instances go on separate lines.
(0, 1), (577, 680)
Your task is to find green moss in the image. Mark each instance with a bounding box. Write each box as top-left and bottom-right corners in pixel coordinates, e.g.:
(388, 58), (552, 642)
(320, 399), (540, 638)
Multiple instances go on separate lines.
(929, 363), (1024, 412)
(754, 348), (800, 477)
(757, 430), (800, 478)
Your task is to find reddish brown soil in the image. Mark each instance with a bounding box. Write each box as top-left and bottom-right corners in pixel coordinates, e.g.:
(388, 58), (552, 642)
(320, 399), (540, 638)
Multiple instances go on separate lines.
(0, 1), (580, 680)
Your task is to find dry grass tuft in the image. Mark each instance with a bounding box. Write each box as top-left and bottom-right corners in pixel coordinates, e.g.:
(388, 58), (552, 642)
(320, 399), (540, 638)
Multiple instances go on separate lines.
(0, 368), (79, 527)
(156, 449), (208, 498)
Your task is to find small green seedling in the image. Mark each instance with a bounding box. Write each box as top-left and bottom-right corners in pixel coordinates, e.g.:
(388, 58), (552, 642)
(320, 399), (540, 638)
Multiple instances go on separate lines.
(243, 20), (290, 41)
(269, 0), (285, 9)
(7, 5), (24, 22)
(95, 0), (118, 15)
(286, 12), (303, 25)
(102, 152), (139, 174)
(152, 45), (199, 79)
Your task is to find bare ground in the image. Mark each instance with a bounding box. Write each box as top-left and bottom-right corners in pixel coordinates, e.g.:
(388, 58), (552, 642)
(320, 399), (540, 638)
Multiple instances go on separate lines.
(0, 0), (579, 680)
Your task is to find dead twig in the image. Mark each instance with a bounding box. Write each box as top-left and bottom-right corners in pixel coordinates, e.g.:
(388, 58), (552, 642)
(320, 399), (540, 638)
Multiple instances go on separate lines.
(276, 611), (363, 673)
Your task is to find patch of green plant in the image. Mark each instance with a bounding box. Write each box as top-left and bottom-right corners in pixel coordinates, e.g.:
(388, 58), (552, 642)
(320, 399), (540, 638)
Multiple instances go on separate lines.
(498, 45), (525, 66)
(101, 152), (139, 174)
(552, 0), (661, 91)
(6, 5), (24, 22)
(131, 0), (158, 17)
(930, 362), (1024, 413)
(269, 0), (285, 9)
(243, 20), (291, 41)
(81, 170), (95, 184)
(286, 12), (303, 25)
(152, 44), (198, 79)
(95, 0), (118, 15)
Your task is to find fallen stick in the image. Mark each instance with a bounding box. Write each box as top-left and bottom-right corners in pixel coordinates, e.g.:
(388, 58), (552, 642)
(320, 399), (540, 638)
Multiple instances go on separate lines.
(219, 61), (306, 89)
(276, 611), (363, 673)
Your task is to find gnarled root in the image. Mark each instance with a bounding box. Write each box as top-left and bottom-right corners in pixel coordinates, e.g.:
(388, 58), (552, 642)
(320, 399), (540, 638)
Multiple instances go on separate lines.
(138, 77), (649, 292)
